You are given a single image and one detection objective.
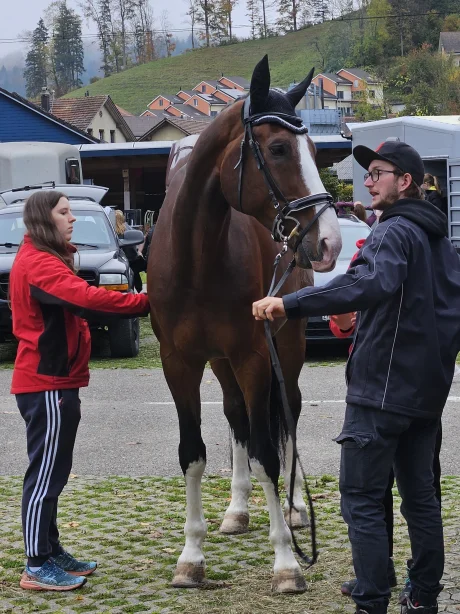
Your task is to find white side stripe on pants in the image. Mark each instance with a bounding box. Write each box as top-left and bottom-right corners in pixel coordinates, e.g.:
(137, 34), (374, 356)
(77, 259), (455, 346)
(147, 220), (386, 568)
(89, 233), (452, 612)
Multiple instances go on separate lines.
(25, 390), (61, 557)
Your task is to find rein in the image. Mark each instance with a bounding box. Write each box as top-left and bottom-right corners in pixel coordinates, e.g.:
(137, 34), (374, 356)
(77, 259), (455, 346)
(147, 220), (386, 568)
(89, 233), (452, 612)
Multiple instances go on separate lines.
(235, 95), (334, 567)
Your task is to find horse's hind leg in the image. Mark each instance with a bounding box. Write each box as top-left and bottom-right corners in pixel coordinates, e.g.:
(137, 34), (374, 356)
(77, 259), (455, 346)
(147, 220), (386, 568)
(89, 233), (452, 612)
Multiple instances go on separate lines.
(211, 358), (251, 534)
(232, 351), (306, 594)
(162, 352), (208, 588)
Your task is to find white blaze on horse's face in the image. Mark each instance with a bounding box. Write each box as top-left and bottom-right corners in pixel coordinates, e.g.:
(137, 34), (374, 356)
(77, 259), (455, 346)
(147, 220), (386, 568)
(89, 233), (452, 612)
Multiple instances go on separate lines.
(296, 135), (342, 272)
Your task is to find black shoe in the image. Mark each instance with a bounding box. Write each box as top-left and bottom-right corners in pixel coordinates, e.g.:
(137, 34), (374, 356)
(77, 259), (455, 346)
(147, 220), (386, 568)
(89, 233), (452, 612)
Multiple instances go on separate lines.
(401, 597), (438, 613)
(342, 571), (397, 596)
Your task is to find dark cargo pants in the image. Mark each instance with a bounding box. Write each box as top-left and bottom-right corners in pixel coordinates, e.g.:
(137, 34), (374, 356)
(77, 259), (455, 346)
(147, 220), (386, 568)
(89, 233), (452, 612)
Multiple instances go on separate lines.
(336, 404), (443, 613)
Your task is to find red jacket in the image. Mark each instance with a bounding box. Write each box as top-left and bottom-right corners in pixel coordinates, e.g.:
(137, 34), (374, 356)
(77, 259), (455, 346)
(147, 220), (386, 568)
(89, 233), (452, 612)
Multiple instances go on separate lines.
(10, 235), (149, 394)
(329, 238), (366, 339)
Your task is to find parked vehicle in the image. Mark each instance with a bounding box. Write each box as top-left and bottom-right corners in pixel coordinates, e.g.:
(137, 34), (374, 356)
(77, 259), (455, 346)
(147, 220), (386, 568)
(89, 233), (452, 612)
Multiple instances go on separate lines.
(305, 215), (371, 344)
(0, 184), (144, 358)
(0, 142), (82, 192)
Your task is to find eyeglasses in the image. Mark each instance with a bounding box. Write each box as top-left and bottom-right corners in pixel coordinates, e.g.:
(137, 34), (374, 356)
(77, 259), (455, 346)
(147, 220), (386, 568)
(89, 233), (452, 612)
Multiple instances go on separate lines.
(364, 169), (400, 182)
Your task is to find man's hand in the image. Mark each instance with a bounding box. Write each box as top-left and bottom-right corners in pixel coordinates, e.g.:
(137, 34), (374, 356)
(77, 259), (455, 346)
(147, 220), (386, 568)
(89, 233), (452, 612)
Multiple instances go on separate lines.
(252, 297), (286, 321)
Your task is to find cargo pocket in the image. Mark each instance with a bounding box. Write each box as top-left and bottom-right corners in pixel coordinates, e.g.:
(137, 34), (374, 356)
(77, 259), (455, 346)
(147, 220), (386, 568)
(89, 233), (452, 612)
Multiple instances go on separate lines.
(334, 432), (373, 491)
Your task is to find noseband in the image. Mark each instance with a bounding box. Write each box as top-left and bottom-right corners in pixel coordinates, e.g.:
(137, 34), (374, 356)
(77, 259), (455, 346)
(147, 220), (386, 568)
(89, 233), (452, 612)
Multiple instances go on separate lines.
(235, 96), (333, 250)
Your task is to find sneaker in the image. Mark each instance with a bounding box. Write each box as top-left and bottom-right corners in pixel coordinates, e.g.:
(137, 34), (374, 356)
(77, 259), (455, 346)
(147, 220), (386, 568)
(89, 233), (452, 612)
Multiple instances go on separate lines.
(342, 569), (397, 596)
(20, 559), (87, 591)
(401, 597), (438, 613)
(53, 550), (97, 576)
(399, 559), (413, 605)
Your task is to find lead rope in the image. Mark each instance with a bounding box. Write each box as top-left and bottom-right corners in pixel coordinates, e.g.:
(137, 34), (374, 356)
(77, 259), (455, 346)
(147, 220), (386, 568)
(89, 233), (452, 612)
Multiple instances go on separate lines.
(263, 245), (318, 568)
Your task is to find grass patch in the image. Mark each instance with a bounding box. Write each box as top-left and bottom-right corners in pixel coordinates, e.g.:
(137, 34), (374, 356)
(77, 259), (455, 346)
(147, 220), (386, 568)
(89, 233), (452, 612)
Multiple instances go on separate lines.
(62, 20), (355, 114)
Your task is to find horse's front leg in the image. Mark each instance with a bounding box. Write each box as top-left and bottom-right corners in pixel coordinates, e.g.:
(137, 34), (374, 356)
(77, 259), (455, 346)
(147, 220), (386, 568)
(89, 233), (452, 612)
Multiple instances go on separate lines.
(162, 352), (208, 588)
(232, 350), (306, 594)
(211, 359), (251, 534)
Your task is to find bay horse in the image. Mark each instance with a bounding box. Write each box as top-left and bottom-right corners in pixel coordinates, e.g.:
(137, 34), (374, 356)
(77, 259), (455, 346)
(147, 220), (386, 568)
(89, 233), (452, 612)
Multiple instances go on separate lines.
(147, 55), (342, 594)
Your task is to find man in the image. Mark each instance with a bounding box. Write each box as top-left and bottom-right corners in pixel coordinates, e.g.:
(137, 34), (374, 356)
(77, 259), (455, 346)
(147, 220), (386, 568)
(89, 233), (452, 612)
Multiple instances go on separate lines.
(253, 141), (460, 614)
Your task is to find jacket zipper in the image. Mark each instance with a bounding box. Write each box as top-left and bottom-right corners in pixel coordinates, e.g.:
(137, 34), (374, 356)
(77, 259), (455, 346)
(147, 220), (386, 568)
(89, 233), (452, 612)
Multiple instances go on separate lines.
(68, 331), (82, 373)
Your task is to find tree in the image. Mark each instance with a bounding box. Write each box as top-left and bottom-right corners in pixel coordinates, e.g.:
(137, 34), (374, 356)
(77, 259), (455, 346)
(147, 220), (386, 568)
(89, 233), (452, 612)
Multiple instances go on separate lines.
(310, 0), (330, 23)
(184, 0), (200, 48)
(442, 14), (460, 32)
(24, 19), (49, 98)
(246, 0), (264, 38)
(50, 2), (84, 95)
(350, 0), (391, 66)
(276, 0), (302, 32)
(386, 44), (460, 116)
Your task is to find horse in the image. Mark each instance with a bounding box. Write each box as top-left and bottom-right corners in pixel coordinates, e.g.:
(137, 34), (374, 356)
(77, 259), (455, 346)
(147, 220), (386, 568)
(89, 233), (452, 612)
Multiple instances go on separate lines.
(147, 55), (342, 594)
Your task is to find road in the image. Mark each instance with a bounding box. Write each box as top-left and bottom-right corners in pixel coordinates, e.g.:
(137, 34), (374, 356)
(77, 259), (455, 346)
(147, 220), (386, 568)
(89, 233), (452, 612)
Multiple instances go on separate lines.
(1, 365), (460, 476)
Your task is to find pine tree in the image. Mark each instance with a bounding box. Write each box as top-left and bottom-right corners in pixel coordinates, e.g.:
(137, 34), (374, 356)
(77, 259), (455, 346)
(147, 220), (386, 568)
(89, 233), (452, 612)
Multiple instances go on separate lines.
(50, 2), (84, 95)
(24, 18), (49, 98)
(310, 0), (329, 22)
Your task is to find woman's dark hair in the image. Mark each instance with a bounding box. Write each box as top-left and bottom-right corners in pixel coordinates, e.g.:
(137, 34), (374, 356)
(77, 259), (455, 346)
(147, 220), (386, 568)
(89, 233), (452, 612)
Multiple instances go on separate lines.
(23, 191), (75, 272)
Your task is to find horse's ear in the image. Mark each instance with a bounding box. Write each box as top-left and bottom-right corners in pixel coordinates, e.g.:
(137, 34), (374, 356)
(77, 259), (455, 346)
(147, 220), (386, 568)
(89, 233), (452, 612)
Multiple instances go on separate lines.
(286, 67), (315, 108)
(250, 55), (270, 113)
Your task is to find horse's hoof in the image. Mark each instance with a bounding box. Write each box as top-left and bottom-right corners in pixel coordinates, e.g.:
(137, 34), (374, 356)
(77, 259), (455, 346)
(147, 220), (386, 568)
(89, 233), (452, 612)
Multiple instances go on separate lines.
(171, 562), (205, 588)
(272, 569), (307, 594)
(284, 507), (310, 529)
(219, 512), (249, 534)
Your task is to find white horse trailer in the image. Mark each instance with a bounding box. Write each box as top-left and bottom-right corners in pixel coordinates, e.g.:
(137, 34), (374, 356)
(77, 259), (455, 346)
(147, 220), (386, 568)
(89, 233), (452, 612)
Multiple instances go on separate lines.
(351, 116), (460, 249)
(0, 142), (83, 192)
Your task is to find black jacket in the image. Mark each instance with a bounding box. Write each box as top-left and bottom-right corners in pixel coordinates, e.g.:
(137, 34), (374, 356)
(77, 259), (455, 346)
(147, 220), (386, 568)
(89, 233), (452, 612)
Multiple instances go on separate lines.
(425, 189), (447, 216)
(283, 198), (460, 419)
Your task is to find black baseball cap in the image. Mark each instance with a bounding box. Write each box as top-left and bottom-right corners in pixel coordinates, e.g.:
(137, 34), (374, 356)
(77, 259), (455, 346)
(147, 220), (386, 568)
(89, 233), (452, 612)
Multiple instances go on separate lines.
(353, 140), (425, 187)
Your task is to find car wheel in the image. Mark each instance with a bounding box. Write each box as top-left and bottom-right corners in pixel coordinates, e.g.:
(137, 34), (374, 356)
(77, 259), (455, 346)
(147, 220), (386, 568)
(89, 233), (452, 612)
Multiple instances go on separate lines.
(108, 317), (140, 358)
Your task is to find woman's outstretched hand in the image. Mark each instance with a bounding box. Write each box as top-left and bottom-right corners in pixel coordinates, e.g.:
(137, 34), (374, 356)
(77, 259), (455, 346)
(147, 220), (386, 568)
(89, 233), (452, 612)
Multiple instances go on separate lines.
(252, 297), (285, 321)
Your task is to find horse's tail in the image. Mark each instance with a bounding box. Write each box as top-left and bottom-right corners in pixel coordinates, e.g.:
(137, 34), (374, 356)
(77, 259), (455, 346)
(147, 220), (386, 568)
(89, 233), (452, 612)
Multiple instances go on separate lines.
(269, 342), (288, 466)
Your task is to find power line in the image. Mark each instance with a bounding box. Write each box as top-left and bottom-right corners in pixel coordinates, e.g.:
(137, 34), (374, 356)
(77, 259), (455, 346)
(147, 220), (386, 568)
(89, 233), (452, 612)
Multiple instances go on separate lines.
(0, 10), (456, 45)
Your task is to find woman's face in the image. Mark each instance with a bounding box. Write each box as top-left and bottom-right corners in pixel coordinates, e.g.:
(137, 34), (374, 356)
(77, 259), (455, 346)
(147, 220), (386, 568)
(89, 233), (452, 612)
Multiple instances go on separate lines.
(51, 197), (76, 241)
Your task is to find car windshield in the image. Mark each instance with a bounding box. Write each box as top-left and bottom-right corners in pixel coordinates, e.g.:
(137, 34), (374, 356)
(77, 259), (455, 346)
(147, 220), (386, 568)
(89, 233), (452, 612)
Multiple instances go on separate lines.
(0, 209), (116, 252)
(338, 224), (371, 260)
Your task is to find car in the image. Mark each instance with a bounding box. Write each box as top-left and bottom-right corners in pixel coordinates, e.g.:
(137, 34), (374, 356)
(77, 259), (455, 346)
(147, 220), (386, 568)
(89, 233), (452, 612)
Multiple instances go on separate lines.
(305, 215), (371, 344)
(0, 184), (145, 358)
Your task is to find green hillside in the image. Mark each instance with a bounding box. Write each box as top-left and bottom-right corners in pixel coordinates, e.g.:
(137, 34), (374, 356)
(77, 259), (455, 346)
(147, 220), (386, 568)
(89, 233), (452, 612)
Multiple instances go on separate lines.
(65, 21), (338, 114)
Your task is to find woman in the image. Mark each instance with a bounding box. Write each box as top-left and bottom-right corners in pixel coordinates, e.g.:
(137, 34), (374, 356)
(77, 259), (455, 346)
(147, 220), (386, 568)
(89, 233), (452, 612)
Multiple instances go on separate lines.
(9, 191), (150, 591)
(422, 174), (445, 214)
(115, 209), (145, 293)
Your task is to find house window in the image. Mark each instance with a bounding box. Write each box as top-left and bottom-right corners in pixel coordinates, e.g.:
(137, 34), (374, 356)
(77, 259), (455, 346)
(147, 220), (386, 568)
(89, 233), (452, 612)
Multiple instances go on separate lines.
(337, 91), (344, 99)
(159, 99), (163, 107)
(210, 110), (217, 117)
(110, 130), (115, 143)
(99, 129), (105, 141)
(87, 128), (93, 136)
(201, 85), (206, 92)
(194, 99), (198, 107)
(369, 90), (375, 98)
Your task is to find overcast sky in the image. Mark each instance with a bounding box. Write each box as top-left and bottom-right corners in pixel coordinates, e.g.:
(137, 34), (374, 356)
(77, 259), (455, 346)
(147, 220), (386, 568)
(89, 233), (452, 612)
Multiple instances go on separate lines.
(1, 0), (253, 58)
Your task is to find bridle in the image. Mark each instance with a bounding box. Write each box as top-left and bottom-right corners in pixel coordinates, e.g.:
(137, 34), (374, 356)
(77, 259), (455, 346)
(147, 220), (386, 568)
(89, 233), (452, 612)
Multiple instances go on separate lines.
(235, 96), (334, 251)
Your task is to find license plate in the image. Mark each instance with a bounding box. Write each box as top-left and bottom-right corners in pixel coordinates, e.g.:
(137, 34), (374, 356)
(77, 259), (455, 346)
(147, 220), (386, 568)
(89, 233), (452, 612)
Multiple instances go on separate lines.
(322, 315), (330, 321)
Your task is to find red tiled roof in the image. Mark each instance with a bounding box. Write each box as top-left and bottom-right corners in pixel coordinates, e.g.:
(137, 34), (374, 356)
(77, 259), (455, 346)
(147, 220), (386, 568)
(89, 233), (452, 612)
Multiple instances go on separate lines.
(51, 96), (108, 130)
(116, 105), (133, 116)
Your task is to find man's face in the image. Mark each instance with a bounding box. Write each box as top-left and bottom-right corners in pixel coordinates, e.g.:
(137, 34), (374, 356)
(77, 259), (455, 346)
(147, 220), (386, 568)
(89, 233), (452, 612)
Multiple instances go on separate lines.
(364, 160), (408, 210)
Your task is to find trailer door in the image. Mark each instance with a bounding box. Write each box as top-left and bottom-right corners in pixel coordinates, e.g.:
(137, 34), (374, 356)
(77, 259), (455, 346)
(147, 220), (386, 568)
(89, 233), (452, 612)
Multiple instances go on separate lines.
(448, 159), (460, 248)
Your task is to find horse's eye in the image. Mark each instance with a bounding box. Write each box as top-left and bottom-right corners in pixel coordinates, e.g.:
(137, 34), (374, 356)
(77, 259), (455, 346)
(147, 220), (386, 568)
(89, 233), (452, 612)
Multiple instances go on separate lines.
(269, 144), (288, 157)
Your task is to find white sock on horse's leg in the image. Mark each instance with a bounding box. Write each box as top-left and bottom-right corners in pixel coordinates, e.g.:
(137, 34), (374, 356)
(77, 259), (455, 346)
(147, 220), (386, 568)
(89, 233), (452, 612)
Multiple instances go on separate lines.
(172, 459), (207, 587)
(220, 438), (251, 534)
(250, 458), (306, 594)
(283, 436), (309, 528)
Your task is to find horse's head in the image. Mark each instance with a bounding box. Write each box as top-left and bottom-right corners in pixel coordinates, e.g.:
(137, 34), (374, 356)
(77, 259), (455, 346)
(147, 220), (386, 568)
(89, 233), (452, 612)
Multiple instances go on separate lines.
(220, 55), (342, 272)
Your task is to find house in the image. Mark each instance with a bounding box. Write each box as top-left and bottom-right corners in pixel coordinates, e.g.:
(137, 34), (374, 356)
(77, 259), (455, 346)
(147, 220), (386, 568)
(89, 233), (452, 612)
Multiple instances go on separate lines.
(50, 94), (135, 143)
(0, 86), (98, 144)
(124, 115), (165, 140)
(147, 94), (183, 112)
(337, 68), (384, 105)
(137, 116), (210, 141)
(439, 32), (460, 67)
(218, 76), (250, 91)
(312, 73), (353, 115)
